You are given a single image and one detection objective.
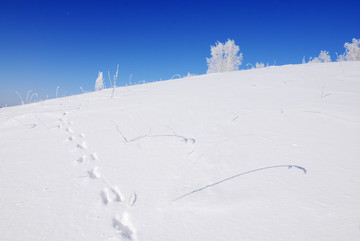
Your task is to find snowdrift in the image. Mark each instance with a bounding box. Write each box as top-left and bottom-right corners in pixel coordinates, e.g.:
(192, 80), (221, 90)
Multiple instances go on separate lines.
(1, 62), (360, 241)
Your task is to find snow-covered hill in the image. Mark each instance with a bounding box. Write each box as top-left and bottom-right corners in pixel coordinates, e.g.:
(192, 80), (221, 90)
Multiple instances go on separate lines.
(1, 62), (360, 241)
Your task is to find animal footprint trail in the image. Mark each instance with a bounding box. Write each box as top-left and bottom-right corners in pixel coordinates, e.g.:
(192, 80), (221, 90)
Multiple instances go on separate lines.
(128, 192), (137, 207)
(77, 155), (87, 163)
(88, 166), (101, 179)
(66, 127), (74, 133)
(77, 141), (88, 150)
(90, 153), (98, 160)
(111, 186), (124, 202)
(113, 213), (136, 240)
(101, 186), (124, 205)
(56, 112), (138, 238)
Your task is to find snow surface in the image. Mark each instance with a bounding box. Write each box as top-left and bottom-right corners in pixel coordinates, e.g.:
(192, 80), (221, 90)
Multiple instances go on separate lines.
(1, 62), (360, 241)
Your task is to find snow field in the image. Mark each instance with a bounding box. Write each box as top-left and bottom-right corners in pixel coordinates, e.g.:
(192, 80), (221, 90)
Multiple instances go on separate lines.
(1, 62), (360, 241)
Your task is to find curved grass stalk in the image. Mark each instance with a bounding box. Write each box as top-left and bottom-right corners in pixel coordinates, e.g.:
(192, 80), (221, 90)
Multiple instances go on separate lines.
(174, 164), (307, 201)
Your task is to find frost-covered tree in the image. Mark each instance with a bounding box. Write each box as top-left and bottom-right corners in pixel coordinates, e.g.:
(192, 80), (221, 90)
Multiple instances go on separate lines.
(255, 62), (265, 68)
(338, 38), (360, 61)
(318, 50), (331, 62)
(94, 71), (104, 91)
(206, 39), (243, 73)
(308, 50), (331, 63)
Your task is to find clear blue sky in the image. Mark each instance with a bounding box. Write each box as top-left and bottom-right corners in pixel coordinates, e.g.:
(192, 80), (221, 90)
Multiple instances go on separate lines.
(1, 0), (359, 107)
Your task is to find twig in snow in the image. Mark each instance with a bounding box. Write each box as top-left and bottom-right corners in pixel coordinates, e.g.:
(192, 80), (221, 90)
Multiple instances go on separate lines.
(80, 87), (90, 93)
(56, 86), (60, 98)
(29, 93), (38, 103)
(170, 74), (181, 79)
(15, 90), (39, 105)
(111, 64), (119, 99)
(173, 164), (307, 201)
(246, 63), (254, 69)
(112, 121), (195, 144)
(229, 112), (240, 122)
(15, 91), (25, 105)
(145, 134), (195, 143)
(11, 117), (37, 129)
(33, 114), (57, 129)
(113, 121), (129, 143)
(26, 90), (32, 104)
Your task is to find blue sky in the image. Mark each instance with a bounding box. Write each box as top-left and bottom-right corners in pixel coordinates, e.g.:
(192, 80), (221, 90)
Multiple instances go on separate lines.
(1, 0), (359, 107)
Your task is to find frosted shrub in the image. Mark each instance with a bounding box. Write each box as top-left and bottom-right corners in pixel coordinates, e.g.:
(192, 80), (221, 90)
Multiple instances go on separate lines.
(338, 38), (360, 61)
(318, 50), (331, 62)
(308, 50), (331, 63)
(206, 39), (243, 73)
(255, 62), (265, 68)
(94, 71), (104, 91)
(308, 57), (321, 63)
(246, 62), (267, 69)
(185, 72), (196, 77)
(337, 53), (346, 62)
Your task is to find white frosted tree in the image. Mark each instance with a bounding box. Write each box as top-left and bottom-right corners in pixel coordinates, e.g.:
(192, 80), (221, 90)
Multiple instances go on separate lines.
(308, 50), (331, 63)
(318, 50), (331, 62)
(338, 38), (360, 61)
(94, 71), (104, 91)
(207, 39), (243, 73)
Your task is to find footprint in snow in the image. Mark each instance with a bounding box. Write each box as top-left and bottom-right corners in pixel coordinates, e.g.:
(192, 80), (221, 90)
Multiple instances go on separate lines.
(90, 153), (98, 160)
(128, 192), (137, 207)
(77, 155), (87, 163)
(88, 166), (101, 179)
(76, 153), (97, 163)
(113, 213), (135, 240)
(77, 141), (88, 150)
(101, 186), (124, 204)
(66, 127), (74, 133)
